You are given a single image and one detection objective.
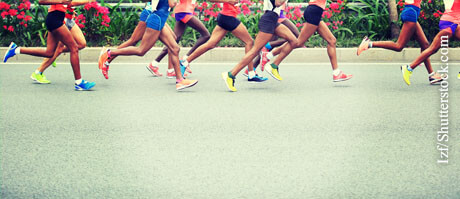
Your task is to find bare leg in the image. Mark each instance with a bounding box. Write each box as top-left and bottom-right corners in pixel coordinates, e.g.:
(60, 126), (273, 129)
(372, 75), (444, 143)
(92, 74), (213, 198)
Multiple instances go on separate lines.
(230, 32), (273, 76)
(109, 27), (161, 57)
(108, 21), (147, 63)
(155, 20), (187, 63)
(413, 23), (433, 74)
(410, 29), (452, 69)
(372, 22), (416, 51)
(184, 16), (211, 56)
(159, 24), (184, 81)
(230, 23), (254, 71)
(316, 21), (339, 70)
(186, 26), (227, 63)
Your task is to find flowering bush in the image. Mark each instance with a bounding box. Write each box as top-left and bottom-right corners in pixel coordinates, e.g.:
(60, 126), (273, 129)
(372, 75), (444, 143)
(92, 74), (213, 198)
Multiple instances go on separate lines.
(74, 2), (111, 45)
(0, 0), (36, 45)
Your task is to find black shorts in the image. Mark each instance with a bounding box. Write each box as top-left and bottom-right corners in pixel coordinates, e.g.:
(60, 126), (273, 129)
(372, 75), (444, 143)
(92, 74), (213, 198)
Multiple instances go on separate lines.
(217, 13), (241, 31)
(45, 11), (65, 31)
(258, 11), (280, 34)
(303, 5), (323, 26)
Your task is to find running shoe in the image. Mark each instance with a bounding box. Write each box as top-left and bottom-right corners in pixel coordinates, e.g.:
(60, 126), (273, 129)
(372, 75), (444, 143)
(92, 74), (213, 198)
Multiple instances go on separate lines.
(357, 36), (370, 56)
(333, 71), (353, 82)
(98, 48), (110, 79)
(248, 74), (268, 83)
(52, 61), (57, 67)
(265, 63), (282, 81)
(243, 68), (249, 77)
(176, 79), (198, 90)
(180, 59), (192, 74)
(429, 72), (445, 85)
(166, 70), (187, 79)
(30, 72), (51, 84)
(222, 72), (237, 92)
(458, 72), (460, 79)
(259, 47), (271, 71)
(146, 63), (163, 77)
(3, 42), (17, 63)
(401, 65), (412, 86)
(75, 80), (96, 91)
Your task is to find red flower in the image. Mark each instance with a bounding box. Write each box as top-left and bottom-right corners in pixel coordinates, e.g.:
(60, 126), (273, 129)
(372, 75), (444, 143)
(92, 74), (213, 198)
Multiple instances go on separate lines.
(7, 25), (14, 32)
(296, 23), (301, 27)
(330, 3), (339, 10)
(1, 11), (8, 19)
(8, 9), (17, 16)
(204, 17), (209, 21)
(23, 23), (28, 28)
(0, 2), (10, 10)
(2, 25), (6, 29)
(24, 15), (32, 21)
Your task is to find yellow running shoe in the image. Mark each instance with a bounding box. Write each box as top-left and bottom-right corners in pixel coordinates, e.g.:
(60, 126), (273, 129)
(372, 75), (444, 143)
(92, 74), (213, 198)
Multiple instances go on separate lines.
(30, 72), (51, 84)
(265, 63), (283, 81)
(222, 72), (237, 92)
(457, 72), (460, 79)
(401, 65), (412, 86)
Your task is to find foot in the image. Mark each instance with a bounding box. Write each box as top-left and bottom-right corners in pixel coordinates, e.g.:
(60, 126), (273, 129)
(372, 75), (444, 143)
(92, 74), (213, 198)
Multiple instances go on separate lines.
(146, 63), (163, 77)
(30, 72), (51, 84)
(52, 61), (57, 68)
(259, 48), (271, 71)
(429, 72), (445, 85)
(180, 60), (192, 74)
(176, 79), (198, 90)
(357, 36), (370, 56)
(401, 65), (412, 86)
(222, 72), (237, 92)
(166, 70), (187, 79)
(98, 48), (110, 79)
(333, 71), (353, 82)
(75, 80), (96, 91)
(265, 63), (282, 81)
(458, 72), (460, 79)
(242, 68), (249, 77)
(248, 74), (268, 83)
(3, 42), (17, 63)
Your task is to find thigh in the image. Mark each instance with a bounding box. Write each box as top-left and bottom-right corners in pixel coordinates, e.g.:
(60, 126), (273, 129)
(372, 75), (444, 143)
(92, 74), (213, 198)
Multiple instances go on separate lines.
(207, 25), (228, 45)
(231, 23), (253, 44)
(51, 25), (77, 49)
(316, 21), (335, 42)
(174, 20), (187, 40)
(70, 24), (86, 46)
(186, 16), (209, 35)
(396, 22), (417, 46)
(297, 23), (318, 45)
(413, 22), (429, 45)
(274, 24), (296, 42)
(282, 20), (300, 37)
(160, 24), (178, 49)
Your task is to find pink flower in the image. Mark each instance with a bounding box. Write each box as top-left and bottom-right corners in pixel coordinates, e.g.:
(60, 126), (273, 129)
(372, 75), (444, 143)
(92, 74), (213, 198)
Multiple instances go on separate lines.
(24, 15), (32, 21)
(0, 2), (10, 10)
(1, 11), (8, 19)
(296, 23), (301, 27)
(330, 3), (339, 10)
(7, 25), (14, 32)
(2, 25), (6, 29)
(8, 9), (17, 16)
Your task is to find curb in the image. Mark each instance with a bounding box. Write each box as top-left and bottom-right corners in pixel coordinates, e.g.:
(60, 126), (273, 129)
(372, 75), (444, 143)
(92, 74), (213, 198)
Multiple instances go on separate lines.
(1, 47), (458, 64)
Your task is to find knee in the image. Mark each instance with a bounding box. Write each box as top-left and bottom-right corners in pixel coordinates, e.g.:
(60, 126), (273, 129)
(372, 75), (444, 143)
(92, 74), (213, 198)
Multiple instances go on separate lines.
(68, 44), (78, 54)
(420, 42), (430, 50)
(205, 41), (217, 50)
(244, 39), (254, 48)
(137, 48), (149, 56)
(327, 37), (337, 47)
(169, 44), (180, 56)
(201, 35), (211, 42)
(394, 44), (404, 52)
(77, 41), (86, 50)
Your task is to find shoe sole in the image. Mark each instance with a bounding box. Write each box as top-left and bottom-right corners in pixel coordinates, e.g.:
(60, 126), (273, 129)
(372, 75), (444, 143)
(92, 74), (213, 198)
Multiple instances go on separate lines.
(400, 66), (410, 86)
(146, 66), (162, 77)
(166, 75), (175, 79)
(3, 42), (15, 63)
(430, 79), (442, 85)
(75, 84), (95, 91)
(222, 73), (236, 92)
(30, 75), (50, 84)
(177, 80), (198, 91)
(265, 67), (282, 81)
(333, 76), (353, 82)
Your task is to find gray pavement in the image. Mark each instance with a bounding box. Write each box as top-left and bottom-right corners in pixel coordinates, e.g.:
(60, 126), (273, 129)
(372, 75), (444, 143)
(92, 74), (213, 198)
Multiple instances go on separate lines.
(1, 62), (460, 198)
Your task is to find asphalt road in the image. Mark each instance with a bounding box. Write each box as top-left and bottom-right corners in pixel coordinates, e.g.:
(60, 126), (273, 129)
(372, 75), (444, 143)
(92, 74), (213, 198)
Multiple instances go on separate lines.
(1, 62), (460, 198)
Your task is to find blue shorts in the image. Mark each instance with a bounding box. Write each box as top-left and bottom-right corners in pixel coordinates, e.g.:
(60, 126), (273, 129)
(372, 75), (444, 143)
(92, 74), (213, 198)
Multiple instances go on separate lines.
(439, 20), (458, 34)
(139, 8), (152, 22)
(146, 10), (169, 31)
(400, 5), (420, 23)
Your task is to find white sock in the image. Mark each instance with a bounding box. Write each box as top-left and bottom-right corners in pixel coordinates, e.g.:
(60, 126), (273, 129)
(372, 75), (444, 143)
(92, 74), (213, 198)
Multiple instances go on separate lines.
(15, 47), (21, 55)
(182, 55), (188, 60)
(75, 79), (82, 85)
(248, 71), (256, 79)
(182, 60), (189, 66)
(266, 52), (274, 60)
(333, 69), (341, 76)
(428, 72), (435, 77)
(167, 68), (174, 73)
(151, 60), (159, 66)
(369, 42), (373, 48)
(35, 70), (41, 74)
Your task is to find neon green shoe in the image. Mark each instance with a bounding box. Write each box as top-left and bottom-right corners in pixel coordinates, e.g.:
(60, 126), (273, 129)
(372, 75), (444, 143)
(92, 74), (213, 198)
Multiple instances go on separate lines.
(400, 65), (412, 86)
(52, 61), (57, 67)
(266, 63), (283, 81)
(30, 72), (51, 84)
(222, 72), (237, 92)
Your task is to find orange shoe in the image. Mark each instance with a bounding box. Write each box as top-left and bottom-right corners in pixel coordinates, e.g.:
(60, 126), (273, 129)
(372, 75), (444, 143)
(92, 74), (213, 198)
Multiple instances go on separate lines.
(333, 71), (353, 82)
(98, 48), (110, 79)
(176, 79), (198, 90)
(357, 36), (370, 56)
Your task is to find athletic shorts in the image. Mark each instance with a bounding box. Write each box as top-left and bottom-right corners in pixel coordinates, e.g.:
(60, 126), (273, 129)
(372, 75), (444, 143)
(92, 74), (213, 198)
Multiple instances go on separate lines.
(146, 10), (169, 31)
(400, 5), (420, 23)
(303, 5), (323, 26)
(45, 11), (65, 31)
(259, 11), (280, 34)
(278, 10), (287, 23)
(65, 18), (76, 30)
(439, 20), (458, 34)
(140, 8), (152, 22)
(175, 12), (193, 23)
(217, 13), (241, 31)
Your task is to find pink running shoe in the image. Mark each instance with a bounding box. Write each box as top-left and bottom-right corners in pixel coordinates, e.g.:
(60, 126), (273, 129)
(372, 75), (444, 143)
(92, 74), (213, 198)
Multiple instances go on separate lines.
(259, 47), (271, 71)
(166, 70), (187, 79)
(357, 36), (370, 56)
(146, 63), (163, 77)
(333, 71), (353, 82)
(243, 68), (249, 77)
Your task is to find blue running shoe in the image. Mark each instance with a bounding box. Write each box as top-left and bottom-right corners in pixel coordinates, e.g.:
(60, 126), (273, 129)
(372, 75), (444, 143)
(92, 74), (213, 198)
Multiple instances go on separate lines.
(179, 60), (187, 77)
(248, 74), (268, 83)
(75, 80), (96, 91)
(3, 42), (17, 63)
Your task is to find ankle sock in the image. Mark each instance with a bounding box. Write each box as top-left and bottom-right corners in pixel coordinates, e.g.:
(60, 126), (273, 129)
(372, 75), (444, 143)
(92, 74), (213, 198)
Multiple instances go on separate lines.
(266, 52), (274, 59)
(333, 69), (341, 76)
(407, 65), (414, 72)
(167, 68), (174, 73)
(265, 43), (272, 51)
(75, 79), (82, 85)
(228, 71), (235, 79)
(368, 42), (373, 48)
(248, 71), (256, 79)
(270, 63), (278, 69)
(15, 47), (20, 55)
(151, 60), (159, 66)
(35, 70), (42, 75)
